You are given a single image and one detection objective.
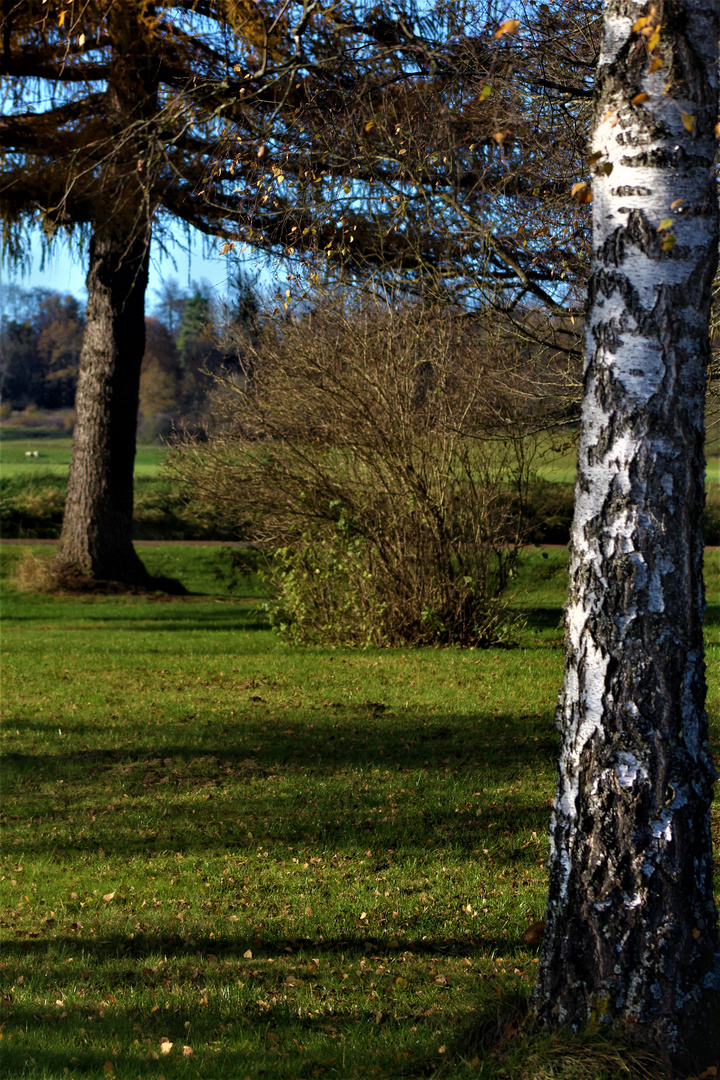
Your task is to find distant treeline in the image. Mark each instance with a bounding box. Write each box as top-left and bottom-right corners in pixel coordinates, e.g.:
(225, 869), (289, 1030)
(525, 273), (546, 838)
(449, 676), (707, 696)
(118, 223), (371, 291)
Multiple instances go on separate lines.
(0, 277), (258, 433)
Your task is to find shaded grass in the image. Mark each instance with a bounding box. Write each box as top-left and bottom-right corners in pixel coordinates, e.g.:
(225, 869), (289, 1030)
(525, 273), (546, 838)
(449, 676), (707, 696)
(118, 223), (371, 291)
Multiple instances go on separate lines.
(0, 546), (718, 1078)
(0, 473), (240, 541)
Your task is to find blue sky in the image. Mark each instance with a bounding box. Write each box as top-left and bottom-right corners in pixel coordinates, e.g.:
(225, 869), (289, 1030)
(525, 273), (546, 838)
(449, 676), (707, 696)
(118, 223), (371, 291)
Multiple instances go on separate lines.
(2, 224), (271, 311)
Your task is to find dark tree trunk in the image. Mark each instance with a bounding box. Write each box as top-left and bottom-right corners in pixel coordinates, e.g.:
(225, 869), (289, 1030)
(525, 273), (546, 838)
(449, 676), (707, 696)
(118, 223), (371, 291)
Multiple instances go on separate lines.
(54, 227), (149, 584)
(534, 0), (720, 1064)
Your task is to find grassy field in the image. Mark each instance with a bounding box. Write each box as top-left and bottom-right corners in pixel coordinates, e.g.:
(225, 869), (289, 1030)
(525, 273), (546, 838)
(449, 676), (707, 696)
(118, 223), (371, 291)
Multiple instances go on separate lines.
(1, 545), (720, 1078)
(7, 430), (720, 546)
(0, 431), (164, 479)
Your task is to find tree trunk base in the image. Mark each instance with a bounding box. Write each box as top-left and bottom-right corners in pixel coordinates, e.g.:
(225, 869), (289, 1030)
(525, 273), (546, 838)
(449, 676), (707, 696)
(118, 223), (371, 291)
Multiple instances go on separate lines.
(49, 558), (188, 596)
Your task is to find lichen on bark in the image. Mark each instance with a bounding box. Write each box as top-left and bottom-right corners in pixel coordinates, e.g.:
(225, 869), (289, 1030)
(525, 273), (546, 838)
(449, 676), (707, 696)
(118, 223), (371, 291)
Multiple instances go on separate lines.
(534, 0), (720, 1061)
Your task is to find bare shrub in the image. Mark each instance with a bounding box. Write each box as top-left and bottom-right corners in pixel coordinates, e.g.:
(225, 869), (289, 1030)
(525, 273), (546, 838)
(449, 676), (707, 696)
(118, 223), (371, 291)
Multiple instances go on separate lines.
(173, 295), (552, 646)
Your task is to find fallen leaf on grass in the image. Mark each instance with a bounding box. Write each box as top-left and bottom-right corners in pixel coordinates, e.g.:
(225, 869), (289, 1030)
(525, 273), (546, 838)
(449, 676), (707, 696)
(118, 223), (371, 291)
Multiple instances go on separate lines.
(102, 892), (115, 903)
(182, 1045), (193, 1057)
(160, 1038), (173, 1054)
(103, 1063), (114, 1075)
(243, 949), (252, 959)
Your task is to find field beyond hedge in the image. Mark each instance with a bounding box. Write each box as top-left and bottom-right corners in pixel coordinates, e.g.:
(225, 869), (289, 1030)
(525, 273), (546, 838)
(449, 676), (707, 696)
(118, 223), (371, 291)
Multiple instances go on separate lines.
(5, 430), (720, 546)
(2, 546), (720, 1079)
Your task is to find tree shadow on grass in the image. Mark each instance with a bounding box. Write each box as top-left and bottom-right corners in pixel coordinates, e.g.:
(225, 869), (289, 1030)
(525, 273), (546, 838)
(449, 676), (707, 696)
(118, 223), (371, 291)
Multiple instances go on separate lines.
(3, 708), (557, 858)
(0, 930), (538, 1079)
(4, 603), (272, 633)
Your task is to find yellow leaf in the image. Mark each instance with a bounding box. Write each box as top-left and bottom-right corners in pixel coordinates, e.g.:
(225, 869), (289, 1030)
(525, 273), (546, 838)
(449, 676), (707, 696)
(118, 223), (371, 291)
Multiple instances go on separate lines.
(58, 10), (66, 27)
(646, 28), (660, 50)
(159, 1038), (173, 1055)
(681, 112), (695, 132)
(102, 891), (115, 902)
(494, 18), (520, 38)
(243, 949), (252, 959)
(662, 234), (676, 251)
(478, 85), (492, 101)
(364, 120), (376, 134)
(632, 92), (649, 105)
(715, 121), (720, 137)
(570, 181), (592, 205)
(670, 199), (685, 209)
(78, 33), (85, 47)
(632, 15), (649, 32)
(219, 242), (235, 255)
(492, 130), (509, 145)
(587, 151), (603, 165)
(657, 217), (673, 231)
(648, 55), (663, 72)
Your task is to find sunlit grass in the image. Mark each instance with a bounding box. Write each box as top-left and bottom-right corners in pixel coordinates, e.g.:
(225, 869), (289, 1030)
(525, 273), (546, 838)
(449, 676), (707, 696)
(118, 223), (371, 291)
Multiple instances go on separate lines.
(1, 545), (718, 1078)
(0, 436), (164, 478)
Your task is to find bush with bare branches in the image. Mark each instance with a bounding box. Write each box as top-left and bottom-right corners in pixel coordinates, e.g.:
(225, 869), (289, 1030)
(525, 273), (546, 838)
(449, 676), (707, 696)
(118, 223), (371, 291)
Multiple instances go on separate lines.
(172, 295), (560, 646)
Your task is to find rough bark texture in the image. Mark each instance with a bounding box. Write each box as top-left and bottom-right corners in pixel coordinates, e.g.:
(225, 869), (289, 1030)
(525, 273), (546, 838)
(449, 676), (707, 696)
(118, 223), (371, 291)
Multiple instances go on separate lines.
(534, 0), (720, 1061)
(54, 228), (149, 584)
(51, 7), (160, 586)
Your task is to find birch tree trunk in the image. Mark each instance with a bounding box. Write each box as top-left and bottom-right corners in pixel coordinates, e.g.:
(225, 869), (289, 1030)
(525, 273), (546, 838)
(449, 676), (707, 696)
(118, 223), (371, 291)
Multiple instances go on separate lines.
(53, 227), (149, 585)
(534, 0), (720, 1061)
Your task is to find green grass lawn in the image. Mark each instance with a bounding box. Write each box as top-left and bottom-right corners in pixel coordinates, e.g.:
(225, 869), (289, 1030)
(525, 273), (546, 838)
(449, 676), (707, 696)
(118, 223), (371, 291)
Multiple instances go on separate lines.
(0, 435), (164, 479)
(6, 431), (720, 548)
(1, 546), (719, 1078)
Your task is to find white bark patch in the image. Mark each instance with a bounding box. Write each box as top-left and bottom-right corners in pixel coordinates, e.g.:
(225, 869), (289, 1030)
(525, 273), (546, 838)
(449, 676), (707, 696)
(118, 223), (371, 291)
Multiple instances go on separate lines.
(648, 554), (675, 614)
(651, 809), (673, 843)
(616, 752), (647, 788)
(598, 13), (633, 66)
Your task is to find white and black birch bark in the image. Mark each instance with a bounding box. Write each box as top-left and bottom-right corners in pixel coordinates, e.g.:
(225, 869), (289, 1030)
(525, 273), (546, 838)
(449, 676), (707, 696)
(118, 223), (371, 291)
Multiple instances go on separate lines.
(534, 0), (720, 1058)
